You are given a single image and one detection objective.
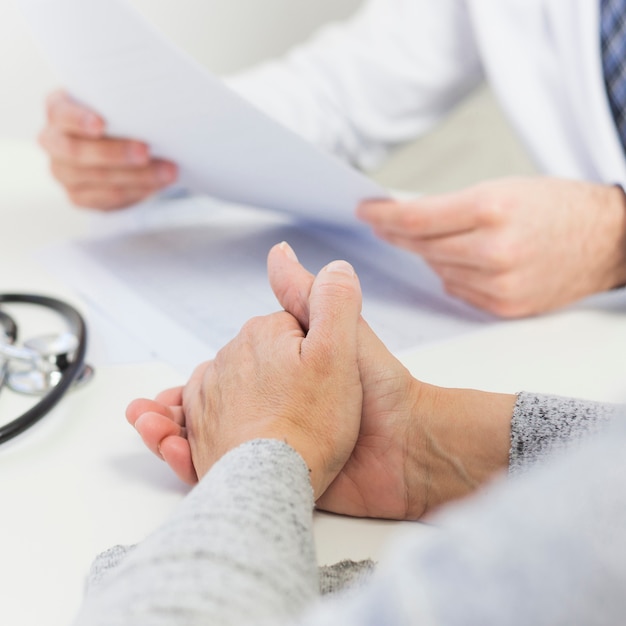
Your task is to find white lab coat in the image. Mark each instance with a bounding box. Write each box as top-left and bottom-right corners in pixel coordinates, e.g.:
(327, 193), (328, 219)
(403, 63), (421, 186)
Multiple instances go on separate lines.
(230, 0), (626, 186)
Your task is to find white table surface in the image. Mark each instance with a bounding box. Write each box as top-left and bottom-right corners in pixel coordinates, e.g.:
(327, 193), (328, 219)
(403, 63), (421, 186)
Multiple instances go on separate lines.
(1, 140), (625, 626)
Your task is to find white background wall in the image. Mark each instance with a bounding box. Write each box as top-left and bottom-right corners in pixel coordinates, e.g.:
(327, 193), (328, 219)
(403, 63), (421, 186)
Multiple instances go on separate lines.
(0, 0), (362, 140)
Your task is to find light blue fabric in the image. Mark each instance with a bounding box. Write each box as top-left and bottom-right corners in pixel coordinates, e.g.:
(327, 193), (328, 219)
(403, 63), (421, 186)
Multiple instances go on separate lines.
(601, 0), (626, 155)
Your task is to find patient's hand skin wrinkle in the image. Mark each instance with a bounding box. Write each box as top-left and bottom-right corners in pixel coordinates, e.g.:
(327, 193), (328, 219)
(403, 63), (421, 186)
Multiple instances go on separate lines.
(128, 243), (513, 520)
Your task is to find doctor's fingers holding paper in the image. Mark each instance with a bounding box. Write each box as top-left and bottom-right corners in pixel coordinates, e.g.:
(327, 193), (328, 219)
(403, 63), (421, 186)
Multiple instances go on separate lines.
(38, 90), (178, 210)
(39, 94), (626, 320)
(358, 176), (626, 318)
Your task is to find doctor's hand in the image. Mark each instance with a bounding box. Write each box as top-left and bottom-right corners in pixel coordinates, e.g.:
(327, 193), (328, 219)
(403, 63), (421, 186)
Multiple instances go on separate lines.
(38, 90), (178, 210)
(358, 176), (626, 318)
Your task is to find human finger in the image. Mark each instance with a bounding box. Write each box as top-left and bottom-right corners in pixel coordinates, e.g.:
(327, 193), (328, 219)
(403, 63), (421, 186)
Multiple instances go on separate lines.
(154, 386), (185, 408)
(357, 191), (481, 238)
(126, 397), (185, 427)
(442, 280), (507, 316)
(133, 411), (187, 457)
(303, 259), (361, 363)
(45, 90), (105, 137)
(64, 185), (159, 211)
(378, 228), (516, 273)
(428, 259), (523, 300)
(440, 276), (528, 318)
(39, 125), (150, 167)
(50, 159), (177, 190)
(267, 241), (314, 330)
(158, 435), (198, 485)
(268, 241), (394, 365)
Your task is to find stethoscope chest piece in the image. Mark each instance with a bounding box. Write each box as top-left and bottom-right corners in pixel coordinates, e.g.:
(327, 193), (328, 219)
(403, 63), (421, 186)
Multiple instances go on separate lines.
(6, 332), (94, 395)
(0, 294), (92, 444)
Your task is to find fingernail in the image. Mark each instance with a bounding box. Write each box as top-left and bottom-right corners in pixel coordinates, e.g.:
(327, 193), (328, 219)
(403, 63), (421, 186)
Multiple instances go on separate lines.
(82, 112), (102, 136)
(157, 162), (176, 184)
(279, 241), (298, 261)
(325, 260), (355, 276)
(127, 143), (148, 165)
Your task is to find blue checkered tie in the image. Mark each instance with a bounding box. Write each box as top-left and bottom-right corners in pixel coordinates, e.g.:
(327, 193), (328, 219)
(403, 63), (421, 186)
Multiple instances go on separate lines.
(601, 0), (626, 154)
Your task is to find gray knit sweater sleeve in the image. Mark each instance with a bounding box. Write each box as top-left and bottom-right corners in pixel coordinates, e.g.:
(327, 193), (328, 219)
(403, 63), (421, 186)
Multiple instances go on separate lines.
(509, 391), (621, 473)
(74, 399), (626, 626)
(74, 439), (319, 626)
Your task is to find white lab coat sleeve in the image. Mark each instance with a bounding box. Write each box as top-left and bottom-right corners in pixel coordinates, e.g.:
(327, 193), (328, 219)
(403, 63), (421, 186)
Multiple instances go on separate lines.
(226, 0), (484, 171)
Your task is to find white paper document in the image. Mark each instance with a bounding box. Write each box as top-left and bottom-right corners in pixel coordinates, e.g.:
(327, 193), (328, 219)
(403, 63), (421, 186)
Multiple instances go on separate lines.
(17, 0), (495, 374)
(41, 198), (494, 375)
(16, 0), (387, 227)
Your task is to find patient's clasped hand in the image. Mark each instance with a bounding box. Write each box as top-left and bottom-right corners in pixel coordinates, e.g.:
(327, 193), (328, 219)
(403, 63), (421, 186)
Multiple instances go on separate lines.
(127, 241), (514, 520)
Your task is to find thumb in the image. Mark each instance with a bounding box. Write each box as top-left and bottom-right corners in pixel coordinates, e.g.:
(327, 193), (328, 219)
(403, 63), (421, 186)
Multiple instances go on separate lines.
(267, 242), (314, 330)
(302, 260), (362, 364)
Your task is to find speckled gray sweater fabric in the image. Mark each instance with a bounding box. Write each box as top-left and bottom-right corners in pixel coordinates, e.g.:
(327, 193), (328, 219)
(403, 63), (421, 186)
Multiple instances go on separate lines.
(75, 392), (626, 626)
(509, 391), (619, 474)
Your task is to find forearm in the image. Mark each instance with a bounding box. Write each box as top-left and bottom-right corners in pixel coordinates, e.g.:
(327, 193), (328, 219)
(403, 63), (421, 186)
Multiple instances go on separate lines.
(73, 440), (318, 626)
(310, 414), (626, 625)
(408, 382), (624, 515)
(509, 391), (622, 474)
(384, 414), (626, 625)
(406, 383), (514, 517)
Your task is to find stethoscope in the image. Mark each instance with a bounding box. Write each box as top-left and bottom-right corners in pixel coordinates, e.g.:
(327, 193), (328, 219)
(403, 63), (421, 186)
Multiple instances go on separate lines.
(0, 294), (93, 444)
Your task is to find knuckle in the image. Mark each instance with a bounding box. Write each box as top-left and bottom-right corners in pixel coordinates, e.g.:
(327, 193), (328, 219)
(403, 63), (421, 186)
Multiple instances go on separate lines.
(93, 166), (121, 186)
(88, 167), (108, 185)
(398, 208), (425, 231)
(142, 166), (163, 187)
(480, 238), (516, 271)
(107, 141), (138, 166)
(485, 276), (526, 318)
(104, 142), (126, 165)
(472, 189), (507, 225)
(316, 278), (356, 301)
(239, 315), (269, 342)
(490, 272), (518, 297)
(61, 134), (82, 161)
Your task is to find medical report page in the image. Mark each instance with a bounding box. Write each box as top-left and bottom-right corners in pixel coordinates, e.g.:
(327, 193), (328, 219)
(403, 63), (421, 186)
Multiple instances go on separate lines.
(16, 0), (387, 226)
(40, 196), (494, 375)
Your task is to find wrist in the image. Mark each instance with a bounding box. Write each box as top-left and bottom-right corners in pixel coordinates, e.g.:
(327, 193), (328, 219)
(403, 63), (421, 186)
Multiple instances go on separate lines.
(404, 381), (514, 519)
(258, 425), (356, 500)
(597, 183), (626, 289)
(272, 432), (332, 499)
